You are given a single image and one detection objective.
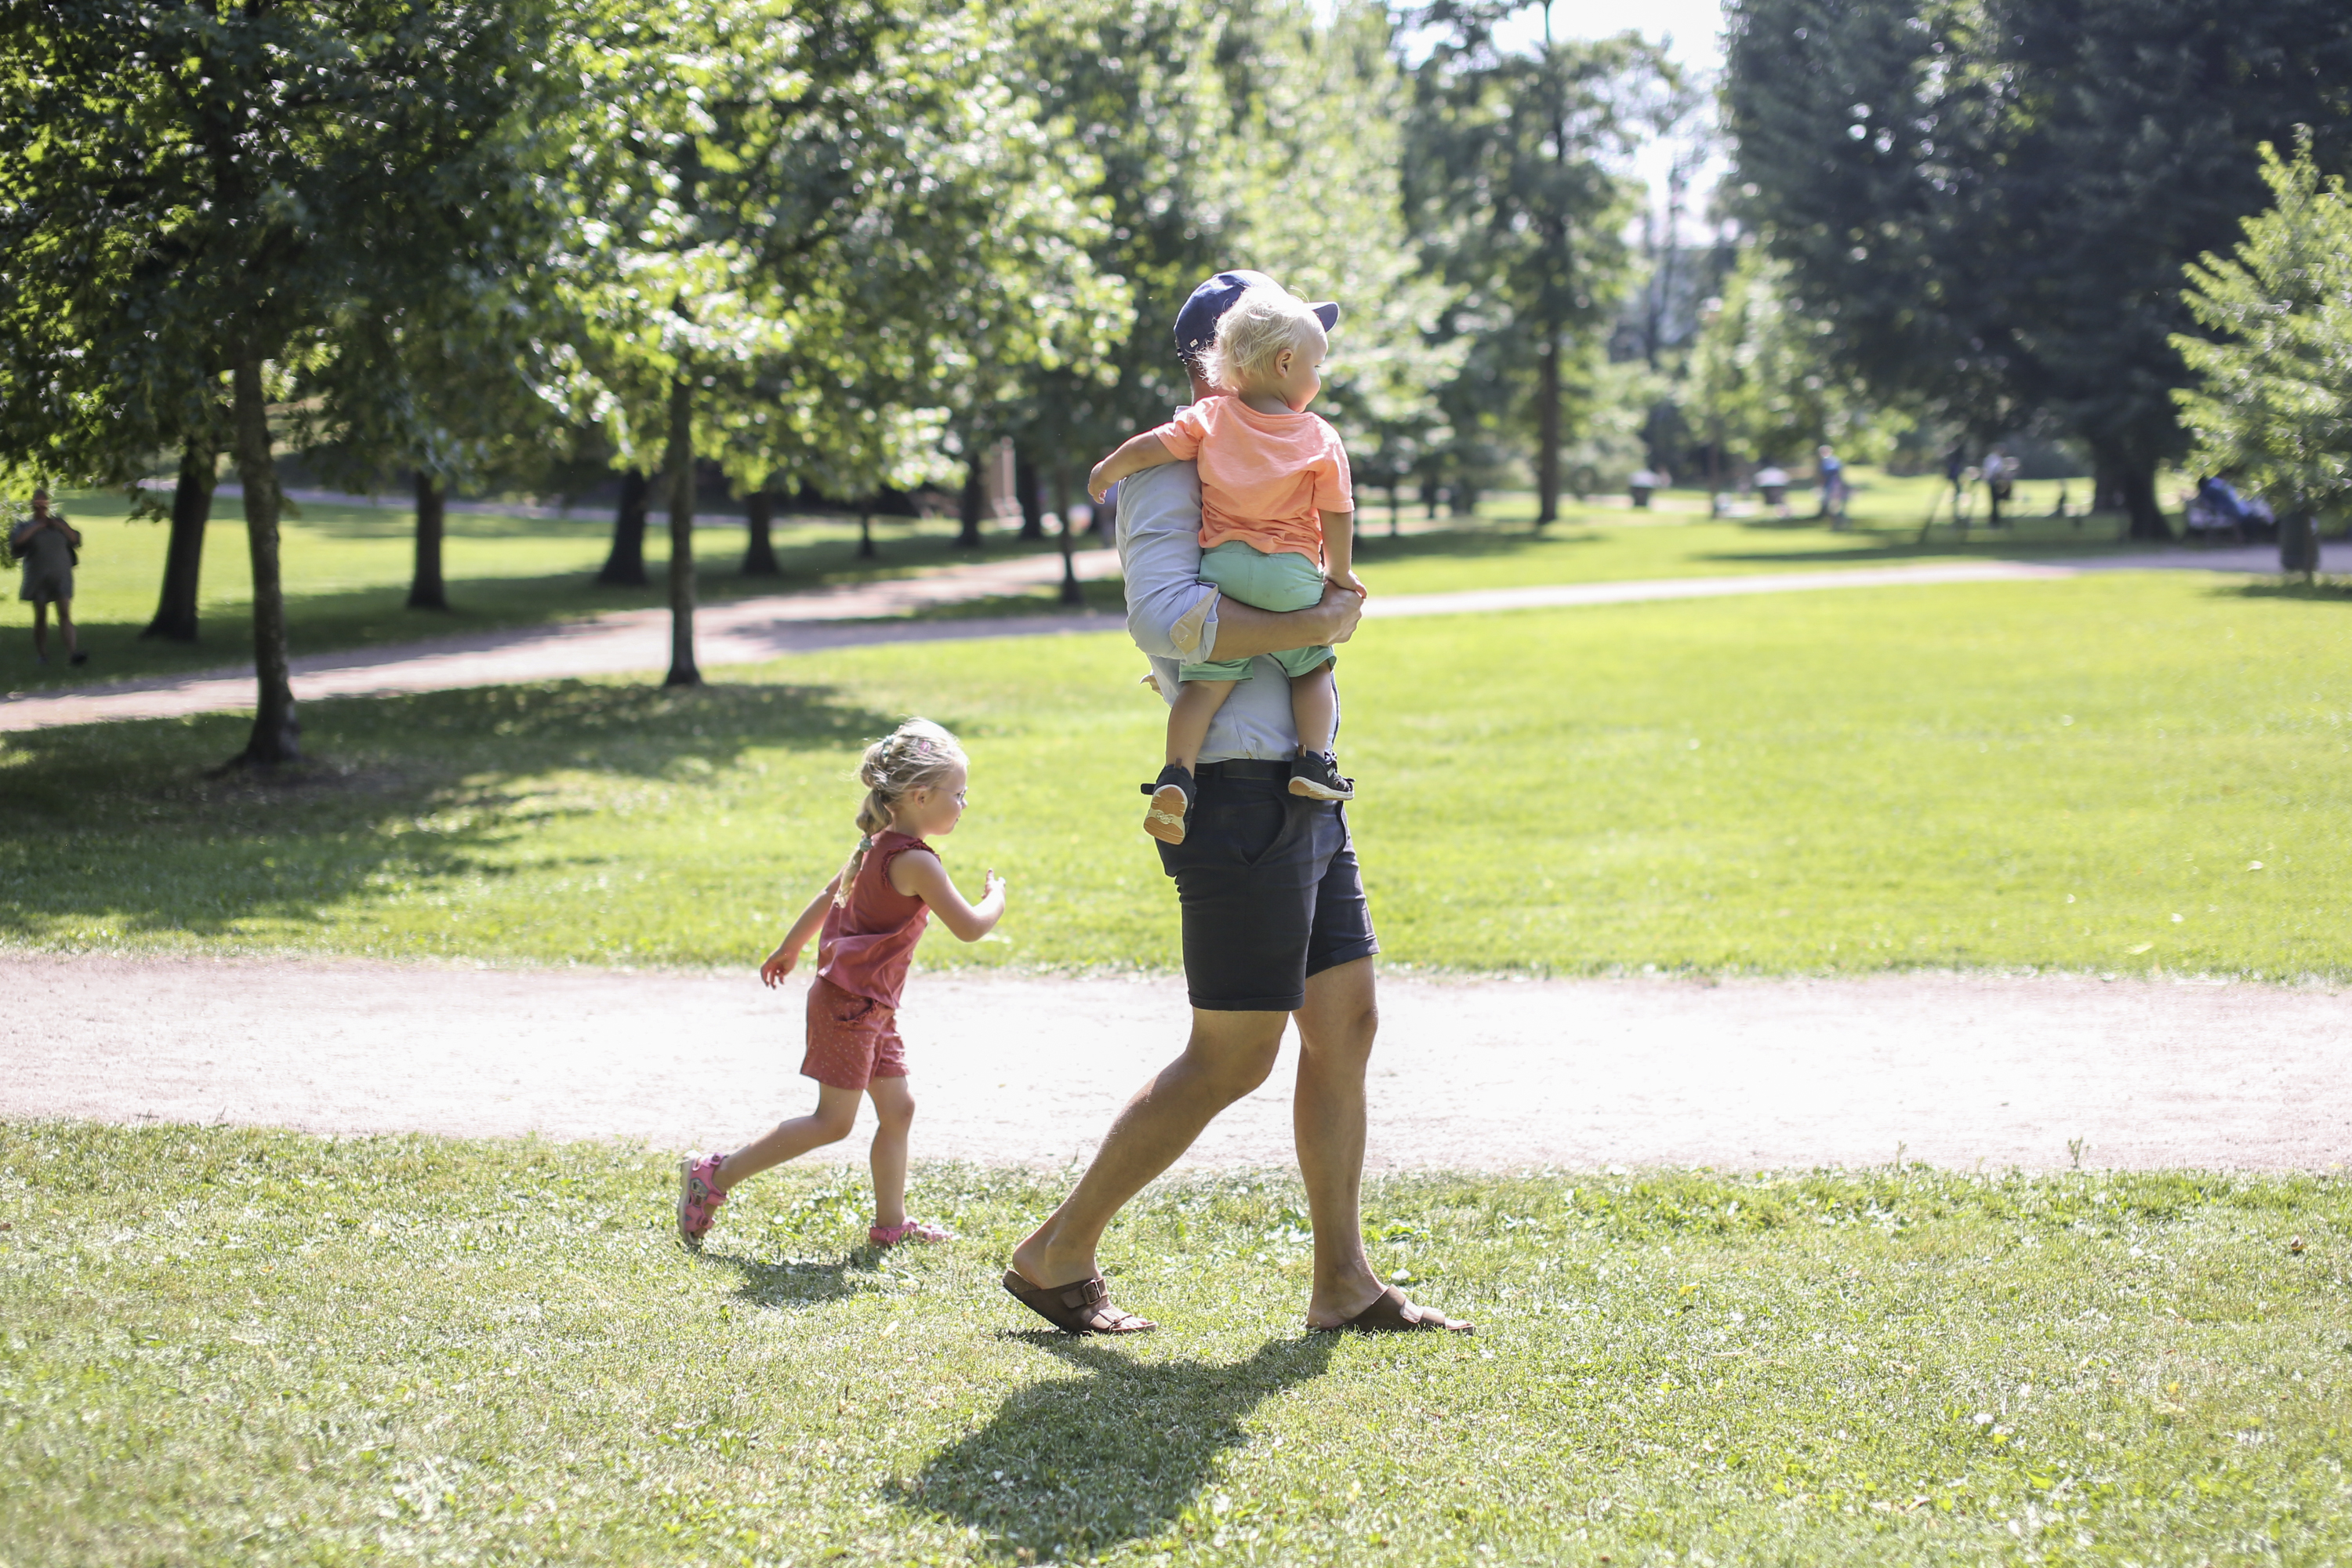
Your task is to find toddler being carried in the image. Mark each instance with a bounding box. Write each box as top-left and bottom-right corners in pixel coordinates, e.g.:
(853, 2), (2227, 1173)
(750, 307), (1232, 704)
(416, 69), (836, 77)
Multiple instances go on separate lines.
(1089, 283), (1363, 844)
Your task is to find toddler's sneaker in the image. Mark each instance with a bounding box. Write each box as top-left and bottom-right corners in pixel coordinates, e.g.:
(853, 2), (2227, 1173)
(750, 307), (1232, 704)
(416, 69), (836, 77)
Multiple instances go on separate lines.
(676, 1152), (728, 1250)
(1141, 763), (1195, 844)
(1287, 750), (1355, 801)
(869, 1219), (954, 1247)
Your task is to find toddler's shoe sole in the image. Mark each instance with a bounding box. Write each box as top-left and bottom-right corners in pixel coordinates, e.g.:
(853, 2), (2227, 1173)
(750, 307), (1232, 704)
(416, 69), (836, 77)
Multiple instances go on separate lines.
(1287, 775), (1355, 802)
(1144, 784), (1189, 844)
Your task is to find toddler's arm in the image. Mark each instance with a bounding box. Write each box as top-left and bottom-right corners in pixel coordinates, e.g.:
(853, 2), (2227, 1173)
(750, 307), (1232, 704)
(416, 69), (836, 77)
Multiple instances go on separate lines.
(1089, 433), (1179, 503)
(1323, 509), (1364, 597)
(759, 878), (838, 986)
(887, 850), (1007, 942)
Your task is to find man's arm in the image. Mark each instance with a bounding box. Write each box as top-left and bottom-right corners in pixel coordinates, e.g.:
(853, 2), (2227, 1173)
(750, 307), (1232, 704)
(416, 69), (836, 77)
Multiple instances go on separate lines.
(1117, 463), (1364, 662)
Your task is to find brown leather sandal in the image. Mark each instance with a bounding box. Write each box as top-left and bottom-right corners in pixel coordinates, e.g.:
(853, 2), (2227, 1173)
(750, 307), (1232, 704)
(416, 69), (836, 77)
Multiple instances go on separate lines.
(1000, 1269), (1157, 1335)
(1313, 1284), (1474, 1334)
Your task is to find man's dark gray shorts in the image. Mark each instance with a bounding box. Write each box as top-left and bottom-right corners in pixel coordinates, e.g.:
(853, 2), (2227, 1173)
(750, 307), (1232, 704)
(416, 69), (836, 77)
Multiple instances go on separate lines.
(1154, 760), (1379, 1012)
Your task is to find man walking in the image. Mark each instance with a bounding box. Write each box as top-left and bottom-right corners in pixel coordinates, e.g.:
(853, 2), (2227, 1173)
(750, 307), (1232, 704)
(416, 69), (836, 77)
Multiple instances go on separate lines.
(1001, 271), (1472, 1336)
(12, 488), (86, 666)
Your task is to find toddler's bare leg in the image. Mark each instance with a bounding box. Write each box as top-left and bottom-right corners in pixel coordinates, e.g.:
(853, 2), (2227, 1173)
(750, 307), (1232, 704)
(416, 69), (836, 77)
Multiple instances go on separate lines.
(1165, 680), (1239, 772)
(713, 1083), (862, 1191)
(866, 1076), (916, 1229)
(1290, 662), (1337, 754)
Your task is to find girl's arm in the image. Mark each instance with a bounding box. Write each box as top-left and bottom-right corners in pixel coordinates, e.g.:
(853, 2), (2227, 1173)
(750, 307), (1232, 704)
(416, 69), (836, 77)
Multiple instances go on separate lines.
(887, 850), (1006, 942)
(759, 878), (839, 986)
(1322, 509), (1364, 597)
(1089, 433), (1178, 503)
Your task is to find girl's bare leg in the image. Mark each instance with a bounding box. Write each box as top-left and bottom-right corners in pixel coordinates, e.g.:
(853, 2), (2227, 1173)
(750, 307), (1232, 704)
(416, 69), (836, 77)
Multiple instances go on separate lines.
(865, 1076), (916, 1229)
(1165, 679), (1239, 772)
(713, 1082), (862, 1192)
(1290, 662), (1337, 753)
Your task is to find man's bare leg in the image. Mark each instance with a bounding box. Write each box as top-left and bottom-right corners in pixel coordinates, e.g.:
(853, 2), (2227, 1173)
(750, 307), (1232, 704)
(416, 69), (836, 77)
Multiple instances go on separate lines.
(1295, 956), (1470, 1330)
(1011, 1008), (1287, 1289)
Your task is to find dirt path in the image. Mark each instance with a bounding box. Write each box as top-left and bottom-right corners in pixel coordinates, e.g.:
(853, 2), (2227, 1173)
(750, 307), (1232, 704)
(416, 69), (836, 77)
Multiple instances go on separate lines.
(8, 956), (2343, 1172)
(6, 549), (2281, 733)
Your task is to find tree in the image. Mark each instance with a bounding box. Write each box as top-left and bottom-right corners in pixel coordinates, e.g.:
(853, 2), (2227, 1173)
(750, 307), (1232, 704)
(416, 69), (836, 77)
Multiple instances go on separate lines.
(1725, 0), (2352, 537)
(1406, 2), (1668, 526)
(1687, 242), (1900, 481)
(1, 0), (561, 761)
(2174, 137), (2352, 527)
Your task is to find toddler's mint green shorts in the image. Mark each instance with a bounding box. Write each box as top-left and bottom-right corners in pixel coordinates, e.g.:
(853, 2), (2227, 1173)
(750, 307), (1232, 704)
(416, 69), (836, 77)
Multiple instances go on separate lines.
(1179, 540), (1336, 683)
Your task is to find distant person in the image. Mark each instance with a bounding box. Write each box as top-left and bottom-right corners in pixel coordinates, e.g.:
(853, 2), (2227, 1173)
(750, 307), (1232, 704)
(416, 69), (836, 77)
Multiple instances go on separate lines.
(1815, 444), (1847, 526)
(1981, 447), (2014, 526)
(1628, 467), (1664, 509)
(1089, 280), (1362, 843)
(10, 488), (86, 666)
(675, 719), (1007, 1253)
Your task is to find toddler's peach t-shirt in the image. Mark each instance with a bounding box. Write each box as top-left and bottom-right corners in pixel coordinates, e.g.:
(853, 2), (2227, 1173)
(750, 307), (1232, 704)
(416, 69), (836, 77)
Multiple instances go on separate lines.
(1149, 395), (1352, 562)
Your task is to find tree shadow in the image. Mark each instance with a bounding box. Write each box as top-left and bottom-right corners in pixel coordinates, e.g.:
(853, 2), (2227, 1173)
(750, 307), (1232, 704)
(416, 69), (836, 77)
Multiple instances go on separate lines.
(2220, 576), (2352, 604)
(1351, 524), (1602, 564)
(888, 1333), (1337, 1562)
(0, 679), (904, 942)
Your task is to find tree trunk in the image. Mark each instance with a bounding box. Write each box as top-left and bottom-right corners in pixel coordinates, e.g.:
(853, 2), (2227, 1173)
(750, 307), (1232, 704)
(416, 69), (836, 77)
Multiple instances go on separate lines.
(957, 452), (985, 549)
(662, 376), (699, 687)
(141, 436), (215, 641)
(598, 469), (652, 586)
(1388, 484), (1401, 538)
(858, 510), (876, 560)
(2118, 463), (2167, 541)
(1015, 447), (1044, 540)
(1535, 323), (1562, 529)
(1052, 468), (1081, 606)
(230, 352), (299, 764)
(408, 470), (448, 609)
(742, 490), (779, 576)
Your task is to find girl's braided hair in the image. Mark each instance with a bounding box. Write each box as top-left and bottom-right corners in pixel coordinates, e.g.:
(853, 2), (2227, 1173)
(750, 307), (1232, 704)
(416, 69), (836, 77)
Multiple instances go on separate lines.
(834, 717), (967, 906)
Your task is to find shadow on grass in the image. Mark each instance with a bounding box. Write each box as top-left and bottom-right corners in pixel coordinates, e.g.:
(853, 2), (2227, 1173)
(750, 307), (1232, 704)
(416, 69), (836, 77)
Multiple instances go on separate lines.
(892, 1333), (1336, 1562)
(702, 1247), (874, 1310)
(2220, 575), (2352, 604)
(0, 679), (900, 942)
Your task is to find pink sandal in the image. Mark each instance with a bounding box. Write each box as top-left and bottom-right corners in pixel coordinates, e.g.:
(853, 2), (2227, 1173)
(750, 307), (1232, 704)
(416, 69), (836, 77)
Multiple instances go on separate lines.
(869, 1219), (953, 1247)
(677, 1153), (728, 1249)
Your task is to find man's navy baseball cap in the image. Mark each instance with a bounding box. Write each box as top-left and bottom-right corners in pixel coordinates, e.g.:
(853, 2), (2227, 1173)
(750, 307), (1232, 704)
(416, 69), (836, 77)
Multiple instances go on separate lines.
(1173, 270), (1341, 365)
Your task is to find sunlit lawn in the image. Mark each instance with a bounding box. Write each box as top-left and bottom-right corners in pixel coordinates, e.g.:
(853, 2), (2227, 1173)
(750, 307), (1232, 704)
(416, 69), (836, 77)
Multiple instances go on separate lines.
(5, 468), (2223, 695)
(3, 568), (2347, 979)
(0, 492), (1072, 693)
(2, 1123), (2347, 1566)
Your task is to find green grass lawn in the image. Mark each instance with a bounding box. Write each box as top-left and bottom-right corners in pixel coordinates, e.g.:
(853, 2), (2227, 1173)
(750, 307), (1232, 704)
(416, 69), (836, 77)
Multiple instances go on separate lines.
(3, 570), (2347, 979)
(0, 492), (1076, 694)
(4, 1123), (2347, 1566)
(3, 470), (2204, 696)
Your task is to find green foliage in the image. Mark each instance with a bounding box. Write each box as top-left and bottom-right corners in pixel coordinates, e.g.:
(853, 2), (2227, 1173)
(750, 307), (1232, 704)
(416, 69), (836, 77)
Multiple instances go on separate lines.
(5, 1122), (2350, 1565)
(1689, 244), (1909, 470)
(1406, 2), (1672, 517)
(1723, 0), (2352, 532)
(2175, 137), (2352, 523)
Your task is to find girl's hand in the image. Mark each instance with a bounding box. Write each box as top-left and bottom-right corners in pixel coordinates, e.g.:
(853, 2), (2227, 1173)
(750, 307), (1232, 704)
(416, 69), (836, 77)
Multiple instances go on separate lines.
(1330, 568), (1368, 598)
(759, 943), (800, 987)
(985, 870), (1007, 903)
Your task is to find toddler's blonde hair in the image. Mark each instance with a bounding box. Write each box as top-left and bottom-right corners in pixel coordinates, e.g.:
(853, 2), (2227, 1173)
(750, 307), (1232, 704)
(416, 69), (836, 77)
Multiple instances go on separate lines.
(834, 717), (967, 904)
(1204, 285), (1326, 391)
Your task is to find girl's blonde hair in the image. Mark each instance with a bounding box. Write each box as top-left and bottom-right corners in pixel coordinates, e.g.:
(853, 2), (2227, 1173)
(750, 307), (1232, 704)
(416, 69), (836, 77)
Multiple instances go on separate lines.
(834, 717), (967, 904)
(1203, 285), (1326, 391)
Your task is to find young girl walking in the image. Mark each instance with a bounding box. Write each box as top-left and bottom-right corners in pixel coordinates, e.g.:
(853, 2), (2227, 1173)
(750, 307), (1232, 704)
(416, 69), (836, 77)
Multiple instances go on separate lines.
(677, 718), (1006, 1250)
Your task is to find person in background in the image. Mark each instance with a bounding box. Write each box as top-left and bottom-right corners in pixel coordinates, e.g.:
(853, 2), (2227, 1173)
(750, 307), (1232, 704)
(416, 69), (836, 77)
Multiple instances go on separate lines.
(1815, 445), (1846, 528)
(1981, 447), (2014, 528)
(11, 488), (86, 666)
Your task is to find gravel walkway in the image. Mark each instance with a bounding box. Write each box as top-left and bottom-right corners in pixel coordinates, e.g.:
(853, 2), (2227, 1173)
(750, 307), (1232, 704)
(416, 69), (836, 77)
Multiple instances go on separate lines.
(7, 956), (2343, 1172)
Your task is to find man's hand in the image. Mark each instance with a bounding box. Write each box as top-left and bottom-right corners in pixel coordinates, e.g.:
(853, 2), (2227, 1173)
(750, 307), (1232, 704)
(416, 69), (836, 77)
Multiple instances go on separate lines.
(1316, 579), (1367, 644)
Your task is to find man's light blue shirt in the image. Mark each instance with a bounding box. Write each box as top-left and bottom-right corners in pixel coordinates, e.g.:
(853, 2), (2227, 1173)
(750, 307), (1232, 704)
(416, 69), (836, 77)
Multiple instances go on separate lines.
(1115, 445), (1336, 764)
